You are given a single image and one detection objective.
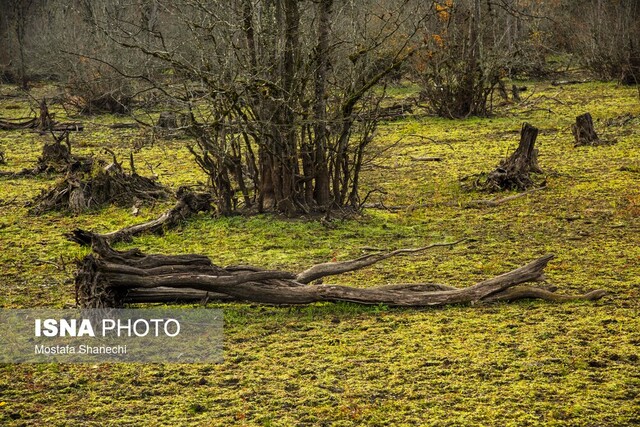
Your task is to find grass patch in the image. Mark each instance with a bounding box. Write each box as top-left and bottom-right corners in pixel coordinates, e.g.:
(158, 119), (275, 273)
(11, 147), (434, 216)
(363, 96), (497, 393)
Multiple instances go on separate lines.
(0, 81), (639, 426)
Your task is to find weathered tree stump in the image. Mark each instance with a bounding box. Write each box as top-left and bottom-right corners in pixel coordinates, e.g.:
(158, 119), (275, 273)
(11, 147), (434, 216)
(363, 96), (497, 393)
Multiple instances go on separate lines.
(571, 112), (608, 146)
(479, 122), (544, 191)
(73, 238), (606, 309)
(511, 84), (521, 101)
(28, 153), (169, 214)
(157, 111), (178, 129)
(0, 133), (92, 178)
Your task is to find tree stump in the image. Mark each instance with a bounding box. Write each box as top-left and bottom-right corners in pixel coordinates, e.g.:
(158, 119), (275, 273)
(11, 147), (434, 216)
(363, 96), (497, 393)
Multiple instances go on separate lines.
(620, 56), (639, 85)
(157, 112), (178, 129)
(511, 84), (521, 101)
(481, 122), (544, 191)
(36, 99), (54, 131)
(27, 153), (169, 214)
(572, 113), (602, 146)
(0, 133), (92, 177)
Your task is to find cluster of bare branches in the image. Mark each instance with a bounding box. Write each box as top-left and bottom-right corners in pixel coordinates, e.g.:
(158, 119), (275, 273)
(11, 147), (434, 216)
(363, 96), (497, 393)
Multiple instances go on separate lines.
(85, 0), (429, 215)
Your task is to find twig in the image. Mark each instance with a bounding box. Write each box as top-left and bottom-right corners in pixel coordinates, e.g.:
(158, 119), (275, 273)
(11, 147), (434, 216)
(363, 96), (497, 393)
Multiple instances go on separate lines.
(465, 186), (546, 208)
(410, 156), (443, 162)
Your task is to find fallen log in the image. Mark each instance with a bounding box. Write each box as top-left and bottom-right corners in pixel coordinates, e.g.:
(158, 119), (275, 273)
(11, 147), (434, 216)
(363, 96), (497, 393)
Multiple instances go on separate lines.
(0, 117), (38, 130)
(74, 238), (606, 308)
(66, 188), (213, 245)
(410, 156), (443, 162)
(108, 123), (140, 129)
(359, 101), (414, 121)
(0, 99), (82, 132)
(48, 123), (84, 133)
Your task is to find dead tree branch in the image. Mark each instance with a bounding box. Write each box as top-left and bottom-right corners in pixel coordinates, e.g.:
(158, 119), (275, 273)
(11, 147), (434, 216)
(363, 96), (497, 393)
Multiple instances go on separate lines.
(74, 239), (606, 308)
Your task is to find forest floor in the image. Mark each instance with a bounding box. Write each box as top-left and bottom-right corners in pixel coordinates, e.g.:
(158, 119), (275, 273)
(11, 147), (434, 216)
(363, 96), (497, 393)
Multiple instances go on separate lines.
(0, 79), (639, 426)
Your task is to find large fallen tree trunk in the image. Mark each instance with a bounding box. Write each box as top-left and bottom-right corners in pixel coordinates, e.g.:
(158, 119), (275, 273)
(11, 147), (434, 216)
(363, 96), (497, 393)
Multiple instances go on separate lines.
(66, 188), (212, 245)
(75, 238), (606, 308)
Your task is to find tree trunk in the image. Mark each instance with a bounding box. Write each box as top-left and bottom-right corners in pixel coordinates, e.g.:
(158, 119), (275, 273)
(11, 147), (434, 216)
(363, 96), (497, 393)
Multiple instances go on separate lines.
(312, 0), (333, 208)
(74, 238), (606, 309)
(572, 112), (603, 146)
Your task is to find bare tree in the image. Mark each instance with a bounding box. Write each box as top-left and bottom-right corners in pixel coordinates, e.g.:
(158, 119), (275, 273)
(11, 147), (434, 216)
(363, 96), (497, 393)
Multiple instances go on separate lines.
(412, 0), (551, 118)
(0, 0), (36, 88)
(91, 0), (424, 215)
(559, 0), (640, 84)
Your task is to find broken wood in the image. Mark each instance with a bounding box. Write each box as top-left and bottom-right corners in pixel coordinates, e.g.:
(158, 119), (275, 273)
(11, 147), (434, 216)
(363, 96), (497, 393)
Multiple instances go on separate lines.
(465, 186), (546, 208)
(108, 123), (140, 129)
(476, 122), (545, 192)
(410, 156), (443, 162)
(572, 112), (611, 146)
(0, 132), (92, 178)
(66, 188), (212, 246)
(0, 99), (82, 132)
(27, 152), (169, 214)
(74, 238), (606, 308)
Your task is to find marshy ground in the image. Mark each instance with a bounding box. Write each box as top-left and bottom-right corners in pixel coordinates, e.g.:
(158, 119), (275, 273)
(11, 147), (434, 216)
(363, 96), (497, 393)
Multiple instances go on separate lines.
(0, 80), (639, 426)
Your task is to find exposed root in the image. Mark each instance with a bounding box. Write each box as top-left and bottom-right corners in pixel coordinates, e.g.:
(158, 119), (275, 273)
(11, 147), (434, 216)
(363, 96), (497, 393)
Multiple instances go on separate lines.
(27, 155), (169, 215)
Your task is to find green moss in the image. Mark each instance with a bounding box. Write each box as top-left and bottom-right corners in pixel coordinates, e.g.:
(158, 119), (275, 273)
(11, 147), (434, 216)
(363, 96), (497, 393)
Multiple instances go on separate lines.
(0, 80), (639, 426)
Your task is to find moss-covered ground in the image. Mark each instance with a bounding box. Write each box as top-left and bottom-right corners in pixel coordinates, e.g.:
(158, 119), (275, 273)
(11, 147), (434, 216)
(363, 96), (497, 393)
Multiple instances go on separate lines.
(0, 81), (639, 426)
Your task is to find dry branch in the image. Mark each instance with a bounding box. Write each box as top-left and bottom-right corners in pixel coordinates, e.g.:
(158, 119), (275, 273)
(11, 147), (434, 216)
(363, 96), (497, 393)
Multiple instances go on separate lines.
(74, 238), (606, 308)
(465, 186), (546, 208)
(66, 188), (212, 245)
(295, 241), (464, 284)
